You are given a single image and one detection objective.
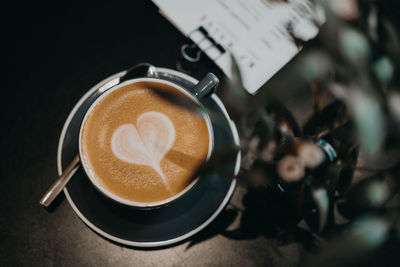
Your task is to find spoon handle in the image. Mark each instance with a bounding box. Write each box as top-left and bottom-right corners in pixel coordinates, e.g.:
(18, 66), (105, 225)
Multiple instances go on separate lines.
(39, 154), (80, 207)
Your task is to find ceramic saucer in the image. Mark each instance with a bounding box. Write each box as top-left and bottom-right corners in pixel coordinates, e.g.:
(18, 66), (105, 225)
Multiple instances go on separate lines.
(57, 67), (240, 247)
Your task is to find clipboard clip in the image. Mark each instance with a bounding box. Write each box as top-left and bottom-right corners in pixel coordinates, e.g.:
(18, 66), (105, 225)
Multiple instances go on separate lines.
(180, 26), (226, 63)
(181, 43), (202, 63)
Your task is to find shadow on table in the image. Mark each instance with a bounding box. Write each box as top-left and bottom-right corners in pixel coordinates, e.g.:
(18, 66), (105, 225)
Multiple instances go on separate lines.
(187, 186), (318, 251)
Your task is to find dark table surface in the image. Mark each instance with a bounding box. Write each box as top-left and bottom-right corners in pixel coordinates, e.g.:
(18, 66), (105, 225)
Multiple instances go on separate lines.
(2, 1), (400, 266)
(1, 2), (276, 266)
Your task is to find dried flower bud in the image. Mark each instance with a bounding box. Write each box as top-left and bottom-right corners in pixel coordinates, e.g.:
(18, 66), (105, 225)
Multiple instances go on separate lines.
(279, 122), (295, 137)
(277, 155), (305, 182)
(298, 142), (325, 168)
(328, 0), (359, 21)
(248, 136), (261, 151)
(260, 140), (278, 162)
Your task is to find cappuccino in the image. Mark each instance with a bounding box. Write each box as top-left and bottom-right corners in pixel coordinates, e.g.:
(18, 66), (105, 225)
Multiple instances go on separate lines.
(80, 81), (211, 204)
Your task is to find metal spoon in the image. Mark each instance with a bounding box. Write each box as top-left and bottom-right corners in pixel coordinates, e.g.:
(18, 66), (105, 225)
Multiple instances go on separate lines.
(39, 154), (80, 207)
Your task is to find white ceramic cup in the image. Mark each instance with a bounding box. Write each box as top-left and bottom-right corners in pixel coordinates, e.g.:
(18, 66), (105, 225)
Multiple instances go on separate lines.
(78, 77), (216, 208)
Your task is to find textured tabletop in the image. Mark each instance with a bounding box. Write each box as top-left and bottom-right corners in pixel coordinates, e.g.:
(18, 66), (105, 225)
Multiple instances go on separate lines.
(2, 1), (400, 267)
(1, 2), (300, 266)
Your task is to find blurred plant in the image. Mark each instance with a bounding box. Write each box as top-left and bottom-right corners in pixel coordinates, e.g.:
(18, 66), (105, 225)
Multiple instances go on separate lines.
(159, 0), (399, 263)
(215, 0), (400, 266)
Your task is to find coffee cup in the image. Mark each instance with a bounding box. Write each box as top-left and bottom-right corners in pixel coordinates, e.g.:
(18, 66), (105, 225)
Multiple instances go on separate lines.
(78, 75), (217, 208)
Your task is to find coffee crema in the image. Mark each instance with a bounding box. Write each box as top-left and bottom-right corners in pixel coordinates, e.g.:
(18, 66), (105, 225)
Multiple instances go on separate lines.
(80, 81), (211, 203)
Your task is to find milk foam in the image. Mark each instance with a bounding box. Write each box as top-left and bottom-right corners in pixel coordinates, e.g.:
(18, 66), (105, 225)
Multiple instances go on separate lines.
(111, 111), (175, 191)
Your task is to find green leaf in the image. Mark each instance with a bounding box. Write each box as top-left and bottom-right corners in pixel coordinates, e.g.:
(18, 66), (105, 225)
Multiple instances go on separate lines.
(339, 27), (370, 64)
(297, 50), (332, 82)
(349, 91), (385, 157)
(311, 187), (329, 232)
(349, 216), (389, 248)
(330, 84), (385, 158)
(306, 216), (389, 267)
(373, 56), (394, 87)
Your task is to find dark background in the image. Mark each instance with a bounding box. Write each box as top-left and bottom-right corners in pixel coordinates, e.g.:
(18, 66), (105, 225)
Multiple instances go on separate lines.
(2, 1), (400, 266)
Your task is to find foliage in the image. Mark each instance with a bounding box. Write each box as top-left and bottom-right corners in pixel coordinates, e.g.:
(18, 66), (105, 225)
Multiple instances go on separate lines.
(215, 0), (400, 266)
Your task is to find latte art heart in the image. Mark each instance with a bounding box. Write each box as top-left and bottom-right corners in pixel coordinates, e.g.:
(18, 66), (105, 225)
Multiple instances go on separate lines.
(111, 112), (176, 191)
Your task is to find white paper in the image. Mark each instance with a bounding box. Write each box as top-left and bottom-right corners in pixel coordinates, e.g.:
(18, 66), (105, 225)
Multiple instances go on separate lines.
(153, 0), (324, 94)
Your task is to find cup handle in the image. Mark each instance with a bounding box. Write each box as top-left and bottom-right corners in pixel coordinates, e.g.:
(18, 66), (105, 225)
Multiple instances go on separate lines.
(190, 73), (219, 99)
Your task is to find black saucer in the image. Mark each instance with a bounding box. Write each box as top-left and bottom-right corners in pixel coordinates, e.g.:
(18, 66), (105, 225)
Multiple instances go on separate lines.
(57, 68), (240, 247)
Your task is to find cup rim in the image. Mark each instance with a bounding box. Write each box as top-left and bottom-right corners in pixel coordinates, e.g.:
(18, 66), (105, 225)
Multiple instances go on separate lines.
(78, 77), (214, 209)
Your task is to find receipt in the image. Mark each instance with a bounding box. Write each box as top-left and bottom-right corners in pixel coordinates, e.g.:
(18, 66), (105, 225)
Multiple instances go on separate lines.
(153, 0), (324, 94)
